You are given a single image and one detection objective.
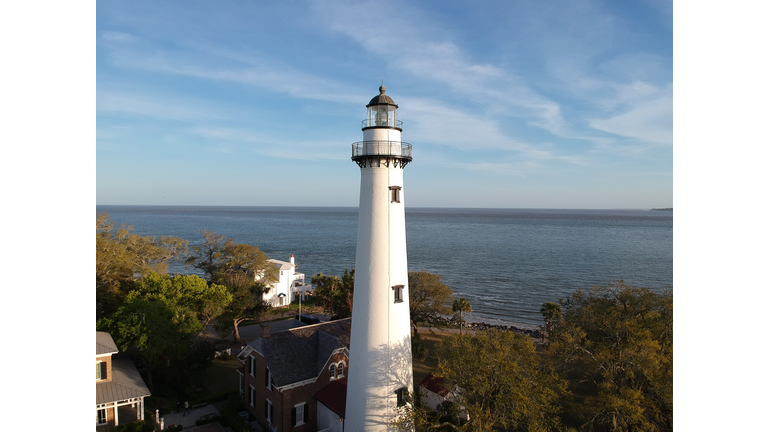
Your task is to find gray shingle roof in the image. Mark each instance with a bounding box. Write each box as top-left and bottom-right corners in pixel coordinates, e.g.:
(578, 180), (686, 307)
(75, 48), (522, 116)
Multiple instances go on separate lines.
(96, 358), (151, 405)
(96, 331), (119, 356)
(269, 259), (295, 271)
(248, 319), (351, 387)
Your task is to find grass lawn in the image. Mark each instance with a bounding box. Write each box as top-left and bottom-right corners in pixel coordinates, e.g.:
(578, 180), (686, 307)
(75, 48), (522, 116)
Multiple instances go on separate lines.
(412, 327), (451, 387)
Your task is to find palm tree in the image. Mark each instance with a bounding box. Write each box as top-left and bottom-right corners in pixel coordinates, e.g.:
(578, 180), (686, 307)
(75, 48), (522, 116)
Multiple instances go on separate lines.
(539, 302), (561, 341)
(452, 297), (472, 335)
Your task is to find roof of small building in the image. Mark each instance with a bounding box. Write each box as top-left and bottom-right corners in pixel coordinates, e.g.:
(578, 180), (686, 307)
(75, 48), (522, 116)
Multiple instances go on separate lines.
(367, 85), (398, 108)
(420, 373), (453, 397)
(247, 318), (351, 387)
(96, 331), (119, 356)
(268, 259), (295, 271)
(96, 358), (151, 405)
(314, 378), (347, 418)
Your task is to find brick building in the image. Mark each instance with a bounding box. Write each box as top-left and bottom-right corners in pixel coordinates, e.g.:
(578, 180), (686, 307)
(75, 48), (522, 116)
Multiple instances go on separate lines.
(237, 319), (351, 432)
(96, 331), (151, 431)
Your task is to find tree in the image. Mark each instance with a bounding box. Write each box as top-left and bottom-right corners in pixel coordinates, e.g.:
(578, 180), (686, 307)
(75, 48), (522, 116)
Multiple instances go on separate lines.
(408, 271), (454, 335)
(540, 301), (561, 341)
(96, 212), (188, 318)
(184, 230), (228, 280)
(185, 230), (276, 343)
(434, 329), (566, 431)
(452, 298), (472, 335)
(214, 269), (272, 343)
(97, 295), (202, 391)
(133, 272), (233, 327)
(311, 269), (355, 319)
(549, 281), (673, 431)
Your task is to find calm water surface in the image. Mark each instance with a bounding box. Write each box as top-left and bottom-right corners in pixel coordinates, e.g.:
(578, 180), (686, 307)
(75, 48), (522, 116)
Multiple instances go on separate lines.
(97, 206), (672, 328)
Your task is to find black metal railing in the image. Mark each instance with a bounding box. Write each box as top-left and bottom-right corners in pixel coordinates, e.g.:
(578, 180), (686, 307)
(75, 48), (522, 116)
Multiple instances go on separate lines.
(361, 118), (403, 129)
(351, 141), (412, 158)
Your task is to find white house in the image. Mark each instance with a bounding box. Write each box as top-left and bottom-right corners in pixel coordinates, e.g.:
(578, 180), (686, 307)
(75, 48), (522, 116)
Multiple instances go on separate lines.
(419, 373), (469, 421)
(260, 255), (312, 307)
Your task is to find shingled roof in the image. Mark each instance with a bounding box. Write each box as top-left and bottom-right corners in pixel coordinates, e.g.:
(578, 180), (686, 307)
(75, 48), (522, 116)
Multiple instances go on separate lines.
(247, 318), (351, 387)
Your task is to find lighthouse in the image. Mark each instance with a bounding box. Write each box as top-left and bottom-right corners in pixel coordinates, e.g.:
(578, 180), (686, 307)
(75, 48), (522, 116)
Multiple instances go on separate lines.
(346, 86), (414, 431)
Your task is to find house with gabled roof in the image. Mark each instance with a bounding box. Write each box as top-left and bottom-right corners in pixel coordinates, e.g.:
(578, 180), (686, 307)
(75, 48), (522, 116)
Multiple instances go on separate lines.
(96, 331), (151, 431)
(237, 318), (351, 432)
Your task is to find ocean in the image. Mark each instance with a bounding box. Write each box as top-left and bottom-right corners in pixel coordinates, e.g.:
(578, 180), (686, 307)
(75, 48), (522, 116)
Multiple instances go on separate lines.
(96, 206), (672, 329)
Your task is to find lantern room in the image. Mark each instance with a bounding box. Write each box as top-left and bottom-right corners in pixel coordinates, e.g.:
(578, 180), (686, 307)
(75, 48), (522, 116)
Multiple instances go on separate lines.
(363, 85), (402, 130)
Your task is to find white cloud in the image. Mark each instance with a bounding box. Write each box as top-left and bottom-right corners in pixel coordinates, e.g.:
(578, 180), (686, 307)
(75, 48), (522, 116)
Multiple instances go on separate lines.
(101, 31), (138, 43)
(310, 0), (567, 136)
(97, 90), (229, 121)
(589, 90), (672, 145)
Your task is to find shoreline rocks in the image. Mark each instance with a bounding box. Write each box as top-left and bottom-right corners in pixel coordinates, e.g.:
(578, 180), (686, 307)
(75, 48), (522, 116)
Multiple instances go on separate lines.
(423, 316), (543, 339)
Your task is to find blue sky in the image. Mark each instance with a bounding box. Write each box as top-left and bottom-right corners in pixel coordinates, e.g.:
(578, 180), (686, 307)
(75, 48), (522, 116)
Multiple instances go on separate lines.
(96, 0), (672, 209)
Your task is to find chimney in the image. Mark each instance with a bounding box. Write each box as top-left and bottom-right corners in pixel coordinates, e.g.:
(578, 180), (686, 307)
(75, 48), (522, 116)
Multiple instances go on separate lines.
(290, 254), (295, 264)
(260, 323), (271, 339)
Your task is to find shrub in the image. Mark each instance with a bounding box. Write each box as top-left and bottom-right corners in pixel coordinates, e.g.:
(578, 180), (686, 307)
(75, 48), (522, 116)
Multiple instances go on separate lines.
(110, 419), (155, 432)
(196, 414), (223, 426)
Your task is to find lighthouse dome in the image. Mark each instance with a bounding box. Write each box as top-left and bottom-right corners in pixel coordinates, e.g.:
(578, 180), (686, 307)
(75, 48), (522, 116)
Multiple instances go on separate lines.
(366, 85), (398, 108)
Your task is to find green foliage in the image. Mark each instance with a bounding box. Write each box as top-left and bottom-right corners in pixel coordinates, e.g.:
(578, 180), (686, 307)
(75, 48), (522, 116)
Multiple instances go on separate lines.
(550, 281), (673, 431)
(185, 230), (275, 342)
(97, 288), (204, 391)
(109, 419), (156, 432)
(540, 301), (562, 341)
(311, 269), (355, 319)
(96, 212), (188, 318)
(408, 271), (454, 334)
(452, 298), (472, 335)
(220, 394), (252, 432)
(435, 329), (566, 432)
(132, 272), (233, 326)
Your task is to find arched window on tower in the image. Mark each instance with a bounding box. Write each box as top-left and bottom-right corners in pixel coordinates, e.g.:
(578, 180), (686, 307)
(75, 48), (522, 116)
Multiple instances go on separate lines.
(329, 364), (336, 379)
(338, 362), (344, 378)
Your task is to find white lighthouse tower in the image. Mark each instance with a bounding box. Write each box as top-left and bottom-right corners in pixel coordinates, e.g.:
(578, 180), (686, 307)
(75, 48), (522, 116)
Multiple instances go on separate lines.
(346, 86), (414, 431)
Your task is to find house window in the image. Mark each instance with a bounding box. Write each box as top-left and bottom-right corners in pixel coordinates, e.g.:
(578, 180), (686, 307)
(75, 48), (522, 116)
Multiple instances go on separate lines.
(265, 367), (271, 390)
(266, 399), (273, 425)
(97, 408), (107, 425)
(249, 356), (255, 376)
(396, 387), (408, 407)
(96, 361), (107, 380)
(337, 362), (344, 378)
(329, 364), (336, 379)
(390, 186), (401, 203)
(249, 386), (255, 407)
(292, 402), (308, 427)
(393, 285), (404, 303)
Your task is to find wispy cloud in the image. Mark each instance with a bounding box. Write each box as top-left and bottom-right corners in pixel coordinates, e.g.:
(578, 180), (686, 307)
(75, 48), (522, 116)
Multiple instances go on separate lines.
(309, 0), (567, 135)
(588, 86), (672, 145)
(98, 90), (230, 121)
(189, 127), (348, 161)
(99, 32), (365, 105)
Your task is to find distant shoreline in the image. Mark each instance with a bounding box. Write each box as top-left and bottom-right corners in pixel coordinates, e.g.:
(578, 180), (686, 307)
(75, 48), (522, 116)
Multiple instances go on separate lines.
(651, 208), (673, 211)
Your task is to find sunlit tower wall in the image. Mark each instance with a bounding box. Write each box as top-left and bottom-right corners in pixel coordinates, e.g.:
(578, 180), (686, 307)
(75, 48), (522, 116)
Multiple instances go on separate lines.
(346, 86), (414, 431)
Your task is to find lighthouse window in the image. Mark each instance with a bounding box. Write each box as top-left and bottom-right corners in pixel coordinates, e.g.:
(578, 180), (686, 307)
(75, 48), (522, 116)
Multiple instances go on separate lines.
(396, 387), (408, 407)
(393, 285), (404, 303)
(390, 186), (401, 203)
